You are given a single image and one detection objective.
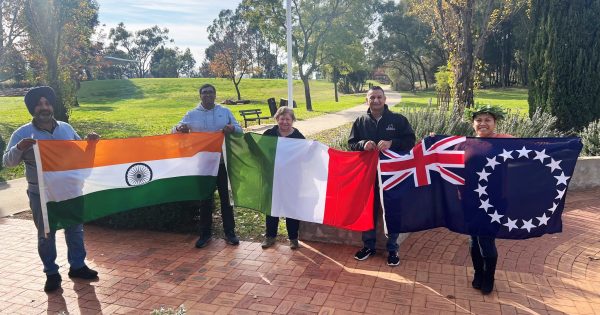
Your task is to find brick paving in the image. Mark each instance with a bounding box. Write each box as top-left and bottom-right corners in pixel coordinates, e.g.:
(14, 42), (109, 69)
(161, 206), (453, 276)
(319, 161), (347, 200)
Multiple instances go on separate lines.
(0, 188), (599, 315)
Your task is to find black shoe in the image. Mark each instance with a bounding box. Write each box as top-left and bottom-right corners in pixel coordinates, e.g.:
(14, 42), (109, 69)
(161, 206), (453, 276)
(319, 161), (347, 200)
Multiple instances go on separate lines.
(225, 233), (239, 246)
(387, 251), (400, 266)
(195, 236), (212, 248)
(44, 273), (62, 292)
(68, 265), (98, 280)
(354, 247), (375, 261)
(289, 239), (300, 250)
(261, 237), (276, 249)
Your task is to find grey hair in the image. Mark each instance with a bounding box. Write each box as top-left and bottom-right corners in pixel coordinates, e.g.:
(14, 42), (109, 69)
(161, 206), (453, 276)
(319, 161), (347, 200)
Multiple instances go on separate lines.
(274, 106), (296, 121)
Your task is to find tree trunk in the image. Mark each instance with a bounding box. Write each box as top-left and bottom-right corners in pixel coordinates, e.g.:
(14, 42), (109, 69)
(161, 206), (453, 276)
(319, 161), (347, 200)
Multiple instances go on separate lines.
(452, 0), (475, 114)
(300, 74), (313, 111)
(333, 79), (339, 102)
(233, 78), (241, 100)
(417, 56), (429, 89)
(452, 56), (475, 114)
(47, 57), (69, 122)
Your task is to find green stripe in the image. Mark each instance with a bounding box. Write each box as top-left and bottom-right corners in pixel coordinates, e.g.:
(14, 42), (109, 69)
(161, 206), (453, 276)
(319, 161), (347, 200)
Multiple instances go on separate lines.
(226, 133), (277, 215)
(47, 176), (216, 230)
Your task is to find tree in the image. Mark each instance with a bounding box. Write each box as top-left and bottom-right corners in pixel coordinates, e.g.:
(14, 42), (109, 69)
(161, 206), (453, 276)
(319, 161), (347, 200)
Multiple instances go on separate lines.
(24, 0), (98, 121)
(177, 48), (196, 77)
(372, 2), (442, 92)
(528, 0), (600, 131)
(410, 0), (525, 114)
(320, 2), (372, 101)
(0, 0), (26, 82)
(205, 8), (254, 100)
(150, 46), (178, 78)
(242, 0), (376, 111)
(109, 23), (171, 78)
(479, 7), (529, 88)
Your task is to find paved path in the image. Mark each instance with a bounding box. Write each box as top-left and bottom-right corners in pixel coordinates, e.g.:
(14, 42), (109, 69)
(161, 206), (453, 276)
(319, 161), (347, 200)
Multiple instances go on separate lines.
(0, 88), (402, 218)
(0, 188), (598, 314)
(0, 178), (29, 218)
(246, 89), (402, 136)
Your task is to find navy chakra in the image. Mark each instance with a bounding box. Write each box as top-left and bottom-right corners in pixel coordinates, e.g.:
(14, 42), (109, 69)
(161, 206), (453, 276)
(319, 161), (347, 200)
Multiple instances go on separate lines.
(125, 163), (153, 186)
(475, 146), (570, 232)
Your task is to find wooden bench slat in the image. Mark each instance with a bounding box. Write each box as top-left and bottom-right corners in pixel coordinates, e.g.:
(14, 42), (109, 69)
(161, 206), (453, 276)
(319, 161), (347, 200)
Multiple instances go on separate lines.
(239, 109), (272, 127)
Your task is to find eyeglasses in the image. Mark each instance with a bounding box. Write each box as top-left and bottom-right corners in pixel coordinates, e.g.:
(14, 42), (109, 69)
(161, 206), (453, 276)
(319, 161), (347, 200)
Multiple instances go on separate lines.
(200, 90), (215, 95)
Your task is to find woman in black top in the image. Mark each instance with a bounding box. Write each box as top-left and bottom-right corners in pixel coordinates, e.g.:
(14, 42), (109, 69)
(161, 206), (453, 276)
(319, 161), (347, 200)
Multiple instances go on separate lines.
(261, 107), (304, 249)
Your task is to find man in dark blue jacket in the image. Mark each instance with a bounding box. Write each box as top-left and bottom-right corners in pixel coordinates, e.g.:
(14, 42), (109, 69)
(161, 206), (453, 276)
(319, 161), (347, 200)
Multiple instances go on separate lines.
(348, 86), (415, 266)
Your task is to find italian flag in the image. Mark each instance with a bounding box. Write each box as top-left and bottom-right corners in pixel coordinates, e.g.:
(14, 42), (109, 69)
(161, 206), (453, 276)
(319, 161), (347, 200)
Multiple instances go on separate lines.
(34, 133), (223, 234)
(226, 133), (377, 231)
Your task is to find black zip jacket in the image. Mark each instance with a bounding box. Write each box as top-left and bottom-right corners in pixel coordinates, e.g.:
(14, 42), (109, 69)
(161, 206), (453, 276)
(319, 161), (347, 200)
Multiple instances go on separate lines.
(348, 105), (415, 152)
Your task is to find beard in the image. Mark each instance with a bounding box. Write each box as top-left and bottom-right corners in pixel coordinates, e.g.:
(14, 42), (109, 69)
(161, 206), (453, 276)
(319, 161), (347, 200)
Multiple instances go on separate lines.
(34, 110), (54, 123)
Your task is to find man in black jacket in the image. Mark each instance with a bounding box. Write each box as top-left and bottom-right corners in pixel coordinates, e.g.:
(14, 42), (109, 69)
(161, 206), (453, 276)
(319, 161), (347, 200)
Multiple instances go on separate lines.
(348, 86), (415, 266)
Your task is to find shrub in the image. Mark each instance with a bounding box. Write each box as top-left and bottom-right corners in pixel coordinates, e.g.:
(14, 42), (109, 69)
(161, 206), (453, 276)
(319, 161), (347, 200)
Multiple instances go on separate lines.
(91, 200), (206, 233)
(497, 107), (564, 138)
(312, 105), (566, 150)
(312, 123), (352, 150)
(581, 119), (600, 156)
(396, 107), (471, 139)
(434, 65), (453, 95)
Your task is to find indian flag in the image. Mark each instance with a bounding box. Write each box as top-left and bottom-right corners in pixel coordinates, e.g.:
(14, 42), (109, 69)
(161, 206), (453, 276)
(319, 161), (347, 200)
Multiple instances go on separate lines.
(226, 133), (377, 231)
(34, 133), (223, 234)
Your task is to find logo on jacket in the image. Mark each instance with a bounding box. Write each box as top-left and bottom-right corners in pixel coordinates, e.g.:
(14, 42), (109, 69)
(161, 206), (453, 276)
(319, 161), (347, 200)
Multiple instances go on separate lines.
(386, 124), (395, 131)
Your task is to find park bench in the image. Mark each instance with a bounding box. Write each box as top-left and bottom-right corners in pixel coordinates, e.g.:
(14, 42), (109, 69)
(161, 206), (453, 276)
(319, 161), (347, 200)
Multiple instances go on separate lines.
(239, 109), (272, 128)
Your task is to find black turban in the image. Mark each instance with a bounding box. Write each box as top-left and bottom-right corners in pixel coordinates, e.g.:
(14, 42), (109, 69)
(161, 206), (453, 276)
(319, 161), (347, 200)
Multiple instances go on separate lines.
(24, 86), (56, 116)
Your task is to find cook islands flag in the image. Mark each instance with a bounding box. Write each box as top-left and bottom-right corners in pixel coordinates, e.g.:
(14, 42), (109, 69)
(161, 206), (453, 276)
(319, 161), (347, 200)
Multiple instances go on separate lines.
(379, 135), (582, 239)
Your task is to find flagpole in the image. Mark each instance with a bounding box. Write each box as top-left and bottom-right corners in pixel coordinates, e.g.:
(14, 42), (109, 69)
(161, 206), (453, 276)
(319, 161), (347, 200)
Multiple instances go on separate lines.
(286, 0), (293, 108)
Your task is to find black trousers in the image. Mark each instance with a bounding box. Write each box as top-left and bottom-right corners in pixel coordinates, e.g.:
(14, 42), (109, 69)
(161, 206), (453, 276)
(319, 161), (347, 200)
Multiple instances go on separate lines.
(199, 163), (235, 237)
(265, 215), (299, 240)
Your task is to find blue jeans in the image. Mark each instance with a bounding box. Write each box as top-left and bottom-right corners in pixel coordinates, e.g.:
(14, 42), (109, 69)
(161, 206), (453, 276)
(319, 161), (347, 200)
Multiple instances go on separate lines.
(362, 185), (399, 252)
(469, 235), (497, 258)
(29, 191), (87, 275)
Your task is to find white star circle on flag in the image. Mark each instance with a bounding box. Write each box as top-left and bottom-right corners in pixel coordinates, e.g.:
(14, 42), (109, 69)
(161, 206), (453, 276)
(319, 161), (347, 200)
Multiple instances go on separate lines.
(476, 146), (569, 233)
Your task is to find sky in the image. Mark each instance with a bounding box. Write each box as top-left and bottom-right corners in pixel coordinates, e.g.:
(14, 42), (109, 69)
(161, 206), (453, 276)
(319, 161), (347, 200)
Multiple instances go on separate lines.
(97, 0), (243, 64)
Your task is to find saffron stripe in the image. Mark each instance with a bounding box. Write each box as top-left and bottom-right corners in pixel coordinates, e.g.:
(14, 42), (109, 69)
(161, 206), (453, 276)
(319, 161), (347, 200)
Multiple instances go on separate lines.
(39, 133), (224, 172)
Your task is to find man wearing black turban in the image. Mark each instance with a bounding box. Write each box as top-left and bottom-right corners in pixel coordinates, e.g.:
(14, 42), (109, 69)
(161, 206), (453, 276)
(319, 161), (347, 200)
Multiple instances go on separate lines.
(2, 86), (101, 292)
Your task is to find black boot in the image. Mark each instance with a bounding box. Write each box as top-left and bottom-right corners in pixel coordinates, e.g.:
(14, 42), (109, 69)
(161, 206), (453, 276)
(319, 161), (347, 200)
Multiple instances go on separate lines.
(470, 245), (484, 289)
(481, 256), (497, 295)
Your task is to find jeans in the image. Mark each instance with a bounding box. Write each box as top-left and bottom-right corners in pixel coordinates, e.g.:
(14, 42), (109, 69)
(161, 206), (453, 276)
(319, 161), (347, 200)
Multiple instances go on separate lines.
(265, 215), (299, 240)
(470, 235), (497, 258)
(362, 185), (399, 252)
(199, 163), (236, 237)
(29, 191), (87, 275)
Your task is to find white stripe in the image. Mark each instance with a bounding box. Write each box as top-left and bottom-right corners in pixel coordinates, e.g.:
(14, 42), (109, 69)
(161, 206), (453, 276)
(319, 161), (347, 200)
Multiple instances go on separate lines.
(271, 138), (329, 223)
(42, 151), (221, 203)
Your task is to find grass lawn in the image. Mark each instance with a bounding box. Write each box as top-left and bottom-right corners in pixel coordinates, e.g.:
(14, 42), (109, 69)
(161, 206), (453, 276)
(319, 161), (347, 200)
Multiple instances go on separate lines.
(399, 88), (529, 113)
(0, 78), (365, 181)
(1, 81), (529, 182)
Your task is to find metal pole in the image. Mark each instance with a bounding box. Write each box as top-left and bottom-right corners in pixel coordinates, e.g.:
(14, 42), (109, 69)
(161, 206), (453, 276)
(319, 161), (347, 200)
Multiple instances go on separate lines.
(286, 0), (293, 108)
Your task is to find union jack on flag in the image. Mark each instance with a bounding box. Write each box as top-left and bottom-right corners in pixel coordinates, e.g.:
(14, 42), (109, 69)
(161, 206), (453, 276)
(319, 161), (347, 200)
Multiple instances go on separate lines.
(379, 136), (466, 190)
